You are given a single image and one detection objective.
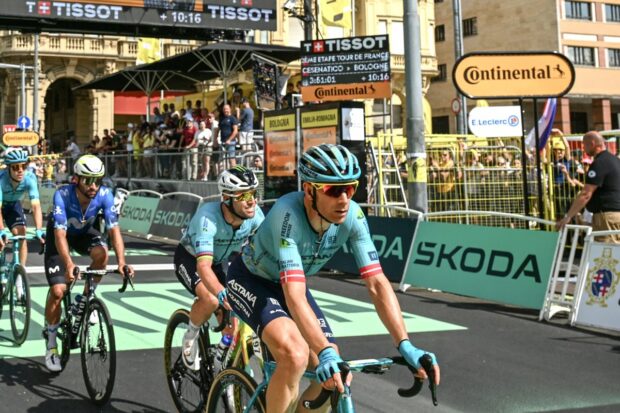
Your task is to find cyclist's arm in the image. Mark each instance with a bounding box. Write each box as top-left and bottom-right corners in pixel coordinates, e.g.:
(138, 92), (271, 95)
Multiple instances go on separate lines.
(364, 274), (408, 345)
(283, 280), (333, 355)
(108, 226), (128, 269)
(31, 201), (44, 234)
(54, 228), (73, 269)
(196, 257), (225, 296)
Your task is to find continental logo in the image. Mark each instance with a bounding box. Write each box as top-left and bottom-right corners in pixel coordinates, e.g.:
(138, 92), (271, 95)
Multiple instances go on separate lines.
(302, 82), (391, 102)
(315, 84), (375, 99)
(453, 52), (575, 99)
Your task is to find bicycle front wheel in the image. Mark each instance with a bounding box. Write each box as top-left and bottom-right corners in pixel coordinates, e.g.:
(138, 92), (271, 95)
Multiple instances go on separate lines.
(9, 266), (30, 345)
(205, 368), (266, 413)
(80, 297), (116, 406)
(164, 308), (211, 413)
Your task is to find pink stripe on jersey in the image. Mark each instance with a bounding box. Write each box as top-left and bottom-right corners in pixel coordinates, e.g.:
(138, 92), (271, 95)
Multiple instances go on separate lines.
(280, 269), (306, 284)
(359, 263), (383, 279)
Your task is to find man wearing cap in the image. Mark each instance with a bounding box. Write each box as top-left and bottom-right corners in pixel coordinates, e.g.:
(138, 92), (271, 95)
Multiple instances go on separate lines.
(556, 131), (620, 243)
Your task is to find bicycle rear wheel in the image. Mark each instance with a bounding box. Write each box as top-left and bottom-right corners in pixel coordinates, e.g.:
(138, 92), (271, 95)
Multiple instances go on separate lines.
(80, 297), (116, 406)
(206, 368), (266, 413)
(9, 266), (30, 345)
(164, 308), (212, 413)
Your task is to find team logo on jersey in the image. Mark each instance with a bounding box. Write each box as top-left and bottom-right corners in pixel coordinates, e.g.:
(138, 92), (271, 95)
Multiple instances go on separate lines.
(588, 170), (596, 179)
(356, 210), (364, 219)
(280, 238), (292, 248)
(368, 251), (379, 261)
(54, 206), (62, 216)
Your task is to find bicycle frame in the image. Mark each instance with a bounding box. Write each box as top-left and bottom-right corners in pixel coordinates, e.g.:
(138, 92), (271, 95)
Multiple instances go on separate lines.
(0, 236), (28, 296)
(224, 319), (264, 371)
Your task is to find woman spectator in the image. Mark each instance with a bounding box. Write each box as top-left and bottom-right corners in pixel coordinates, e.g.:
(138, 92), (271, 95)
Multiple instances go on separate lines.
(196, 120), (213, 181)
(142, 125), (156, 177)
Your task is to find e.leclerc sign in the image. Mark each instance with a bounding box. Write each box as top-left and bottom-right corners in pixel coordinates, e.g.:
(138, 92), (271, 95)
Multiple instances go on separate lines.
(453, 52), (575, 99)
(468, 106), (522, 138)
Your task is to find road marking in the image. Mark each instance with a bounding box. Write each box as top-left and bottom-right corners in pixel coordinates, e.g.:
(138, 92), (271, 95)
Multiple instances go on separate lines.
(26, 263), (174, 274)
(0, 282), (466, 359)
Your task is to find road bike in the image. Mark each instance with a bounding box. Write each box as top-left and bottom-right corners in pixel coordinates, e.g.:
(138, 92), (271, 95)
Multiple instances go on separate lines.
(164, 307), (264, 413)
(42, 266), (133, 406)
(205, 350), (438, 413)
(0, 235), (41, 345)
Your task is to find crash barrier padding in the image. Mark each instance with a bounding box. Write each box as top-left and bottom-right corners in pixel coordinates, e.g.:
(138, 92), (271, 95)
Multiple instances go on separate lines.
(325, 213), (419, 282)
(572, 231), (620, 333)
(402, 220), (560, 310)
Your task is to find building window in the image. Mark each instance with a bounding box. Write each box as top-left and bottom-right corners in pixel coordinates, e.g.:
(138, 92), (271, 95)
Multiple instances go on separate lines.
(609, 48), (620, 67)
(435, 0), (444, 3)
(565, 1), (592, 20)
(435, 25), (445, 42)
(606, 4), (620, 22)
(567, 45), (596, 66)
(570, 112), (589, 133)
(462, 17), (477, 37)
(432, 64), (447, 82)
(432, 116), (450, 134)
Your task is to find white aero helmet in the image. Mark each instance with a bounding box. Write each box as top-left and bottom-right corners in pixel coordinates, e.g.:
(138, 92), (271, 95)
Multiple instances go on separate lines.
(218, 166), (259, 195)
(74, 154), (105, 177)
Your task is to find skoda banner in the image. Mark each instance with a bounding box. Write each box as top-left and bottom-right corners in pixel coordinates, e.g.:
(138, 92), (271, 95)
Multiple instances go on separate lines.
(468, 106), (522, 137)
(403, 222), (559, 309)
(119, 195), (160, 235)
(149, 198), (199, 241)
(325, 216), (417, 282)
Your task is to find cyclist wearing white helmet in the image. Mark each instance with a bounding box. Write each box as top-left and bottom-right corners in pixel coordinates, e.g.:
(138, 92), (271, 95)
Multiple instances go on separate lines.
(174, 165), (264, 371)
(0, 147), (45, 265)
(42, 154), (135, 372)
(225, 144), (440, 412)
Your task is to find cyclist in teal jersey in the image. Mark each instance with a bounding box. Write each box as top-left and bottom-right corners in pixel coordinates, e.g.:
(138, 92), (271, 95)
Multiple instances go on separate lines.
(0, 147), (45, 265)
(43, 154), (135, 372)
(175, 166), (264, 370)
(227, 144), (440, 412)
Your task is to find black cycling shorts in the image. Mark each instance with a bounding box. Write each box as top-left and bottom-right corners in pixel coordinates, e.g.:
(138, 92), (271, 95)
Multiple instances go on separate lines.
(174, 244), (226, 296)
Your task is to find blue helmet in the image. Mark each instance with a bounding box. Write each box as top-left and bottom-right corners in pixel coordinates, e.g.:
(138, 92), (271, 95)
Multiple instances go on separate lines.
(298, 144), (361, 183)
(4, 148), (29, 165)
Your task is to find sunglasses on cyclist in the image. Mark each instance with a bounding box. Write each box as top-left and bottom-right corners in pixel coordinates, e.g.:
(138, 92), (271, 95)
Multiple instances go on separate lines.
(231, 190), (257, 202)
(79, 176), (103, 186)
(9, 163), (27, 172)
(310, 181), (359, 199)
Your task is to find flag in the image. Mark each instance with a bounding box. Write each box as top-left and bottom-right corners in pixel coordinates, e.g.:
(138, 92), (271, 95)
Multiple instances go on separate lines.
(320, 0), (352, 31)
(136, 38), (161, 65)
(525, 98), (557, 150)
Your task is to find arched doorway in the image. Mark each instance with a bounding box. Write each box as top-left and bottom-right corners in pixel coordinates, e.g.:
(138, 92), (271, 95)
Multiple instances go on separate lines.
(44, 78), (88, 153)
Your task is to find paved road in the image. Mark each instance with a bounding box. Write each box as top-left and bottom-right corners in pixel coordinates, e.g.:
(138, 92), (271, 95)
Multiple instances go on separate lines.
(1, 238), (619, 413)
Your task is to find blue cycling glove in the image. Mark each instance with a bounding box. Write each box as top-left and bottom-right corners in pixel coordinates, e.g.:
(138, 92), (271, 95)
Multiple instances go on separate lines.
(217, 289), (227, 306)
(35, 228), (45, 240)
(398, 339), (438, 370)
(316, 346), (343, 383)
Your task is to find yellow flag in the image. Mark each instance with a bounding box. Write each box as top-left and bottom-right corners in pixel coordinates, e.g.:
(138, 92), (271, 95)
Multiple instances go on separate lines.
(136, 38), (161, 65)
(320, 0), (351, 31)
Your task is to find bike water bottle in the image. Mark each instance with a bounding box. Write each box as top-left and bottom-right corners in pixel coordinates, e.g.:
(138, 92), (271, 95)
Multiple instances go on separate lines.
(214, 334), (233, 372)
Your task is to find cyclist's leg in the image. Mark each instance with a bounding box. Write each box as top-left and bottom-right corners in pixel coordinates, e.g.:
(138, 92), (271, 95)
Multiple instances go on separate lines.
(74, 226), (108, 294)
(226, 258), (309, 413)
(43, 221), (68, 371)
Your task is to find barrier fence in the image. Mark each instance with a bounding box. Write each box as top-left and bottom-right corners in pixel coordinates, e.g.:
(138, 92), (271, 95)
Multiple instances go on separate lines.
(115, 191), (620, 334)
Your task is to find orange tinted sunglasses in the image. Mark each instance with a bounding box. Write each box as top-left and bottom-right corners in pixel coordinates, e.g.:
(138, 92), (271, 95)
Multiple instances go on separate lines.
(310, 181), (358, 199)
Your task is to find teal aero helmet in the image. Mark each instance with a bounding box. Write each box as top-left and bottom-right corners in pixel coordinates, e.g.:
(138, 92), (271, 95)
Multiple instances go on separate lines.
(4, 147), (29, 165)
(298, 144), (361, 183)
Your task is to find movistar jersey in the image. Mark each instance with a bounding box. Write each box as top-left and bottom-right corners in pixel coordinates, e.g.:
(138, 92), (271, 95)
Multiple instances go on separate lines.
(180, 201), (265, 265)
(0, 169), (40, 204)
(52, 184), (118, 234)
(242, 192), (382, 283)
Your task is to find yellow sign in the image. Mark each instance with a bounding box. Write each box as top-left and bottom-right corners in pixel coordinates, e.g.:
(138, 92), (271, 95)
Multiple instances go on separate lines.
(2, 131), (40, 146)
(264, 114), (296, 132)
(453, 52), (575, 99)
(301, 109), (339, 128)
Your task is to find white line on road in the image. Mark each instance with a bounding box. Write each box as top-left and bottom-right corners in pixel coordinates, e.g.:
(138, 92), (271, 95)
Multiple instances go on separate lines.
(26, 263), (174, 274)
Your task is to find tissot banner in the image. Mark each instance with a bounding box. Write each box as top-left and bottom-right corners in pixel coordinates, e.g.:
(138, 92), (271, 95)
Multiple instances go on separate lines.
(403, 221), (559, 309)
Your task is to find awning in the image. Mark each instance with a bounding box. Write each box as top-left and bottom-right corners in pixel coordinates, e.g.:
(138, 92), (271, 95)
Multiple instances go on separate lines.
(114, 91), (186, 115)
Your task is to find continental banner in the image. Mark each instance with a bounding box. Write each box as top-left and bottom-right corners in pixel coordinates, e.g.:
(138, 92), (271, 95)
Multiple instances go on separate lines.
(574, 243), (620, 332)
(325, 216), (417, 282)
(119, 195), (160, 235)
(403, 222), (559, 309)
(149, 198), (199, 241)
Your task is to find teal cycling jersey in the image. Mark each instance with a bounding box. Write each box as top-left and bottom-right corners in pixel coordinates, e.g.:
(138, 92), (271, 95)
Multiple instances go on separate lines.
(241, 192), (383, 283)
(52, 184), (118, 234)
(180, 201), (265, 265)
(0, 169), (40, 204)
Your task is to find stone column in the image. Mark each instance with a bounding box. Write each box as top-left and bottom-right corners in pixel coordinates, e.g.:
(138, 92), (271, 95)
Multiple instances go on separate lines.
(592, 98), (612, 131)
(553, 97), (571, 134)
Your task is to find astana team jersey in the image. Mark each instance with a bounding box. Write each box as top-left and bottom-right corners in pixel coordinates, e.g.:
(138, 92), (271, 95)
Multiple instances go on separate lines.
(241, 192), (382, 283)
(0, 169), (40, 204)
(52, 184), (118, 234)
(180, 201), (265, 265)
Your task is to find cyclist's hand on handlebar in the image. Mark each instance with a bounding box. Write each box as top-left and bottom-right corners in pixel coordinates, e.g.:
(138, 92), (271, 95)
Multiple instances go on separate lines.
(65, 263), (78, 283)
(118, 264), (135, 278)
(217, 289), (232, 311)
(398, 340), (441, 386)
(35, 228), (46, 244)
(316, 346), (346, 393)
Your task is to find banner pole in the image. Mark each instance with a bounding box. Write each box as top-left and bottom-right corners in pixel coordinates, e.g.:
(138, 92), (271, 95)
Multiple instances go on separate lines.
(519, 98), (530, 217)
(532, 98), (544, 219)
